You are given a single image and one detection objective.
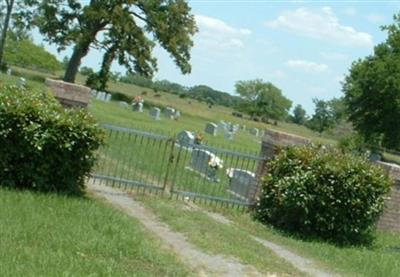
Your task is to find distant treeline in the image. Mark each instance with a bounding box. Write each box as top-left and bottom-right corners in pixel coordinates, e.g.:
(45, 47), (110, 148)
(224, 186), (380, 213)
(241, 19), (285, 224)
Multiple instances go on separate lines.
(119, 73), (243, 108)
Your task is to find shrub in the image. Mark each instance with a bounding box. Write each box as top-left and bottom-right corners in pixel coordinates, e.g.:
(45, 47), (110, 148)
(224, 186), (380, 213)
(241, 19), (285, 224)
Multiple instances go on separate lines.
(0, 85), (104, 195)
(254, 145), (392, 244)
(109, 91), (132, 103)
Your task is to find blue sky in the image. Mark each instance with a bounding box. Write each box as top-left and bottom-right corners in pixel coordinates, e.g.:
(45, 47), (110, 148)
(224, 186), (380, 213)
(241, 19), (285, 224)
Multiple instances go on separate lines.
(35, 1), (400, 114)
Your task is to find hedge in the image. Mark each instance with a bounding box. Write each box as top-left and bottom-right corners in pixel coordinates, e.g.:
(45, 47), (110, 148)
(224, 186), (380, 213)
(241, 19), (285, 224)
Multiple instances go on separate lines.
(254, 145), (392, 244)
(0, 85), (103, 195)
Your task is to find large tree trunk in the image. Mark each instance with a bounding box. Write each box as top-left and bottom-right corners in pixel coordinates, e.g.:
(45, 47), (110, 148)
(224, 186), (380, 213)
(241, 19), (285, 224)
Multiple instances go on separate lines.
(0, 0), (15, 66)
(63, 41), (91, 83)
(86, 46), (116, 91)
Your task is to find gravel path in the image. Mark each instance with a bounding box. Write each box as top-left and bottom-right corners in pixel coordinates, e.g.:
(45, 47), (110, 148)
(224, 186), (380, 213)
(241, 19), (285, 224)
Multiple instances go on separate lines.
(87, 182), (263, 277)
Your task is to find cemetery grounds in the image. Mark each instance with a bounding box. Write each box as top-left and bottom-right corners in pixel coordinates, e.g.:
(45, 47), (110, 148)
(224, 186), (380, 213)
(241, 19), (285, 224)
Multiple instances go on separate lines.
(1, 69), (400, 276)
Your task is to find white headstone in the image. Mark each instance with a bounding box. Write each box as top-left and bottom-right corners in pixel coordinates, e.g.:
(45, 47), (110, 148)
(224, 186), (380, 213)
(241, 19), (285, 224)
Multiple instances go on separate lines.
(105, 93), (112, 102)
(250, 128), (259, 137)
(190, 149), (223, 181)
(164, 107), (175, 119)
(205, 122), (218, 136)
(119, 101), (129, 108)
(177, 131), (195, 146)
(6, 68), (12, 76)
(91, 89), (97, 98)
(150, 107), (161, 120)
(175, 110), (181, 119)
(16, 77), (26, 88)
(224, 132), (234, 141)
(226, 168), (257, 201)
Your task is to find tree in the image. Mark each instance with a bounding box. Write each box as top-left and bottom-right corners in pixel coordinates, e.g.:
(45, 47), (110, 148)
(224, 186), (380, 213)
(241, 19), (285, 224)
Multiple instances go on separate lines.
(0, 0), (15, 66)
(235, 79), (292, 122)
(79, 66), (94, 76)
(343, 14), (400, 149)
(30, 0), (197, 83)
(308, 99), (334, 135)
(328, 97), (347, 124)
(292, 104), (307, 125)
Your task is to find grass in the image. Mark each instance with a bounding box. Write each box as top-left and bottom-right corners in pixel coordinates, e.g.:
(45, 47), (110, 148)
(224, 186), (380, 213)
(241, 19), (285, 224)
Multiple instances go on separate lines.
(0, 188), (189, 276)
(135, 195), (305, 276)
(210, 204), (400, 277)
(137, 194), (400, 277)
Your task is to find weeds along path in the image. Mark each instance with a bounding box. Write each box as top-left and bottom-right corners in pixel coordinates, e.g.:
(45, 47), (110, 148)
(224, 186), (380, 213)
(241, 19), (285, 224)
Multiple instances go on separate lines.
(87, 181), (263, 277)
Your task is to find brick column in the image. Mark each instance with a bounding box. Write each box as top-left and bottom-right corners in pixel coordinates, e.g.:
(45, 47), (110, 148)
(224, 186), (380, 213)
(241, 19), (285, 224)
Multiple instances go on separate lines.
(375, 161), (400, 232)
(252, 129), (310, 203)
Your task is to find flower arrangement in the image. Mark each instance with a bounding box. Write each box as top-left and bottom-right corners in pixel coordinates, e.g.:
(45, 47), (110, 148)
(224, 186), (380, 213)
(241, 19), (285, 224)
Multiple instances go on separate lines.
(208, 155), (223, 170)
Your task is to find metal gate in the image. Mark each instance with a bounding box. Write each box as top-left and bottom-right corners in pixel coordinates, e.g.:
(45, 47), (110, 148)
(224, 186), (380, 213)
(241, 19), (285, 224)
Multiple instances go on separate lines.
(91, 124), (265, 207)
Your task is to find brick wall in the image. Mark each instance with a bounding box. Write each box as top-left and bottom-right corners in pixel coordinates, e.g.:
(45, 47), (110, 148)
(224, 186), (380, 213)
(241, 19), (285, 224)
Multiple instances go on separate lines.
(45, 78), (91, 108)
(375, 162), (400, 232)
(257, 129), (400, 232)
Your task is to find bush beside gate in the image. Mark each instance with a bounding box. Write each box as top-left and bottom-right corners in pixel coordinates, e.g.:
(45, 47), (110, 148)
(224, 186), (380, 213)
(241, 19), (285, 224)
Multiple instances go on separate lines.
(0, 85), (103, 195)
(254, 145), (392, 244)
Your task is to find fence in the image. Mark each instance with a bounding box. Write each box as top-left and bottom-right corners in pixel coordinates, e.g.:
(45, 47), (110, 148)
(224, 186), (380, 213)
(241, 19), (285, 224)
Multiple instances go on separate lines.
(91, 124), (265, 207)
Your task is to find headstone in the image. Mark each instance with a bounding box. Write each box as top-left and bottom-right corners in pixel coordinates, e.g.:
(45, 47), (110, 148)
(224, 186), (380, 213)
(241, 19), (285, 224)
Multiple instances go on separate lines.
(224, 132), (234, 141)
(226, 168), (257, 201)
(241, 125), (247, 131)
(119, 101), (129, 108)
(250, 127), (259, 137)
(16, 77), (26, 88)
(164, 107), (175, 119)
(105, 93), (112, 102)
(6, 68), (12, 76)
(177, 131), (195, 146)
(189, 149), (222, 181)
(149, 107), (161, 120)
(218, 121), (227, 131)
(232, 124), (240, 132)
(175, 110), (181, 119)
(132, 102), (144, 112)
(205, 122), (218, 136)
(96, 91), (105, 101)
(91, 89), (97, 98)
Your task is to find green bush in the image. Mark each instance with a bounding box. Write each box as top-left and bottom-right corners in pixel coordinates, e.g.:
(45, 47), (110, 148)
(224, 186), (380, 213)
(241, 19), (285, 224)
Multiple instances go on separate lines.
(254, 145), (392, 244)
(0, 85), (103, 195)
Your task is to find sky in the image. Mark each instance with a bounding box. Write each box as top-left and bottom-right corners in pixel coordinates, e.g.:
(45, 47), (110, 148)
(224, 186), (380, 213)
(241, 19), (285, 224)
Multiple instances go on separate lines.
(34, 0), (400, 114)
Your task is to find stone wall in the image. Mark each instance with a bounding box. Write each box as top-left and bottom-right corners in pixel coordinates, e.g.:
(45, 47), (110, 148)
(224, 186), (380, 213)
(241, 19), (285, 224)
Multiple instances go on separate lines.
(257, 129), (400, 232)
(45, 78), (91, 108)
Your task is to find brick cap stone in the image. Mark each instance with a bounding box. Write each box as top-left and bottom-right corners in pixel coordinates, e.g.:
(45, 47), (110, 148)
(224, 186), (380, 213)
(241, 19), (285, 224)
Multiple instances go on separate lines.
(45, 78), (91, 108)
(262, 129), (311, 147)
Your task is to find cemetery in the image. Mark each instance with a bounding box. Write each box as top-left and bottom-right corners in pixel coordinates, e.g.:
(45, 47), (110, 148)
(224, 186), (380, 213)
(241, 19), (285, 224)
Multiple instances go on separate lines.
(2, 1), (400, 275)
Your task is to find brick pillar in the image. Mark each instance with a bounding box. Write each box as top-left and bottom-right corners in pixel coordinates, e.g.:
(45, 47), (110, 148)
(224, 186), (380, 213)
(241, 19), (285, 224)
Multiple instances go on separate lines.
(375, 161), (400, 232)
(253, 129), (310, 203)
(45, 78), (91, 108)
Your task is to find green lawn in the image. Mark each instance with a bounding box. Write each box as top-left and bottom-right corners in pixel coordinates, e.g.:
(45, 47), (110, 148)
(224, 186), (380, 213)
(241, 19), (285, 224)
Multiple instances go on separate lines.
(0, 188), (189, 276)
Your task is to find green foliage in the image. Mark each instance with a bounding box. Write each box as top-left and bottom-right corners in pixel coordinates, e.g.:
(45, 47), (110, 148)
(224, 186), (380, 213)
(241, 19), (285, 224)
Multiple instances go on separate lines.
(0, 85), (103, 195)
(235, 79), (292, 121)
(30, 0), (197, 82)
(307, 99), (335, 135)
(255, 145), (391, 244)
(79, 66), (94, 76)
(343, 14), (400, 149)
(292, 104), (307, 125)
(109, 91), (132, 103)
(4, 38), (63, 73)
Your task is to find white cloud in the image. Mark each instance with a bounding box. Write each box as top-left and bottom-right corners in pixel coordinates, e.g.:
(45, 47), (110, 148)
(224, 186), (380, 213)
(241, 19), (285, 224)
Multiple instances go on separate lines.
(320, 51), (348, 61)
(265, 7), (373, 47)
(343, 7), (357, 16)
(285, 59), (328, 73)
(366, 13), (385, 24)
(195, 15), (251, 50)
